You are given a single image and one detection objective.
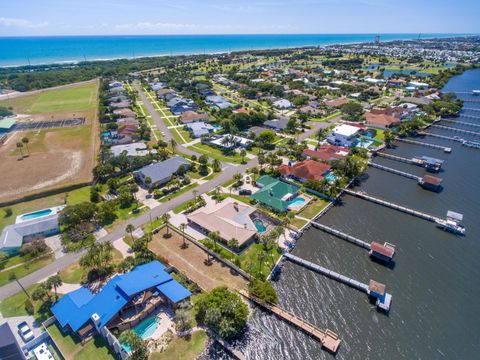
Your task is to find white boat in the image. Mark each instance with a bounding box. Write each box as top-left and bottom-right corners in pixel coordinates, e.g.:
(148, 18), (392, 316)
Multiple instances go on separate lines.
(472, 90), (480, 95)
(436, 211), (465, 235)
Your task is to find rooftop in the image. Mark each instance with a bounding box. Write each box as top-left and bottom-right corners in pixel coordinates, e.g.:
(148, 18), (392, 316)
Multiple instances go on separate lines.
(332, 124), (361, 137)
(279, 160), (331, 181)
(252, 176), (300, 212)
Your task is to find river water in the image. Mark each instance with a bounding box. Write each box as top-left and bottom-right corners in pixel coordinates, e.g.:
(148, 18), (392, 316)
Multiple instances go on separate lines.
(202, 69), (480, 360)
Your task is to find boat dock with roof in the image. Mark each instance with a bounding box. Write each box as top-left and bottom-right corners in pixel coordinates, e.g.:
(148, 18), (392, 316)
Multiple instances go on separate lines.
(283, 253), (392, 313)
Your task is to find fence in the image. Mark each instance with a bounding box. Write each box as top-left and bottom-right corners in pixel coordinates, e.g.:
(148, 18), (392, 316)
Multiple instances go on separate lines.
(99, 326), (129, 360)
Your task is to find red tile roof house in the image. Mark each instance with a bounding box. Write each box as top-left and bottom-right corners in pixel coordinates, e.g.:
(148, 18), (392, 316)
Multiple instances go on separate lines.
(279, 160), (332, 182)
(365, 108), (403, 129)
(303, 145), (349, 163)
(179, 111), (210, 124)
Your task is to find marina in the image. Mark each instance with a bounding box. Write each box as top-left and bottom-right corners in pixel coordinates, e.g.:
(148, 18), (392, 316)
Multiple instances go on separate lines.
(440, 118), (480, 128)
(368, 161), (421, 180)
(430, 124), (480, 137)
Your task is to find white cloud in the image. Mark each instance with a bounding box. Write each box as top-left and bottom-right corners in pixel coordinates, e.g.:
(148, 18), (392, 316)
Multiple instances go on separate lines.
(0, 17), (48, 28)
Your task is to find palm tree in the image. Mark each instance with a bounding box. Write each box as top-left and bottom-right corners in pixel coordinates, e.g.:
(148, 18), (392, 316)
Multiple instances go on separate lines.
(126, 224), (135, 241)
(21, 137), (30, 155)
(240, 149), (247, 164)
(16, 142), (24, 159)
(47, 274), (63, 301)
(209, 231), (220, 251)
(161, 213), (171, 237)
(179, 223), (187, 248)
(251, 167), (259, 182)
(170, 138), (177, 153)
(193, 189), (198, 203)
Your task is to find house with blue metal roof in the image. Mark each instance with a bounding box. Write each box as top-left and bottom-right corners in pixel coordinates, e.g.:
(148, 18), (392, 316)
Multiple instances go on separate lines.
(51, 261), (191, 338)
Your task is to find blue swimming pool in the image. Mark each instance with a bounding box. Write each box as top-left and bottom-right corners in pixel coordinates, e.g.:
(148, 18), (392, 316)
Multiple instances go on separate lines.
(21, 209), (53, 221)
(288, 197), (306, 208)
(325, 172), (336, 183)
(122, 316), (161, 353)
(253, 219), (267, 233)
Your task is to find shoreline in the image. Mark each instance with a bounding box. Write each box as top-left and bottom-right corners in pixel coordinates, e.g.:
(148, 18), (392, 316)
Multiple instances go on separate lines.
(0, 33), (466, 69)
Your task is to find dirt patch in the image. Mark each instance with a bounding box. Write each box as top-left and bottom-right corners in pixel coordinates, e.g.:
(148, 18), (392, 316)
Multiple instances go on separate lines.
(149, 228), (247, 291)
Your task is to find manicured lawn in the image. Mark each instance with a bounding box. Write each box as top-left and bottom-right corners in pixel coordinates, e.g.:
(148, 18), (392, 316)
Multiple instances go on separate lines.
(48, 322), (115, 360)
(0, 284), (52, 322)
(372, 128), (385, 142)
(310, 111), (341, 122)
(1, 81), (98, 114)
(297, 198), (329, 220)
(59, 262), (86, 284)
(239, 242), (282, 278)
(0, 186), (90, 233)
(291, 217), (308, 230)
(150, 331), (208, 360)
(188, 143), (243, 164)
(0, 253), (54, 287)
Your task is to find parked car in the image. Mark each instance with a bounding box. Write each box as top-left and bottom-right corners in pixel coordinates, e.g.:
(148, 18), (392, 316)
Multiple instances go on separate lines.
(239, 189), (252, 196)
(18, 321), (34, 342)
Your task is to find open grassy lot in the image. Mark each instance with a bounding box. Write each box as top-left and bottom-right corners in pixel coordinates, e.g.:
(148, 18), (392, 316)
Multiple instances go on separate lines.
(0, 253), (54, 287)
(296, 197), (329, 220)
(0, 284), (52, 321)
(187, 143), (243, 164)
(0, 81), (97, 114)
(150, 331), (208, 360)
(48, 322), (115, 360)
(0, 80), (99, 203)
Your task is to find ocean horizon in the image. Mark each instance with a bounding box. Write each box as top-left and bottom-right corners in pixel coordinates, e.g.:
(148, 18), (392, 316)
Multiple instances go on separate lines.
(0, 33), (472, 68)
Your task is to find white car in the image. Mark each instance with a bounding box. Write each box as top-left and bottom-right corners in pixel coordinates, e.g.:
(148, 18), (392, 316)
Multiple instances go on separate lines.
(18, 321), (34, 342)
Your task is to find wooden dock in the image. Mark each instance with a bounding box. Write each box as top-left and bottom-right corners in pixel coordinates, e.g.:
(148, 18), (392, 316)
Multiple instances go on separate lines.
(343, 189), (443, 223)
(395, 137), (451, 152)
(422, 132), (464, 142)
(310, 220), (371, 249)
(441, 119), (480, 128)
(239, 289), (341, 354)
(368, 161), (421, 181)
(375, 152), (424, 166)
(431, 124), (480, 137)
(210, 333), (247, 360)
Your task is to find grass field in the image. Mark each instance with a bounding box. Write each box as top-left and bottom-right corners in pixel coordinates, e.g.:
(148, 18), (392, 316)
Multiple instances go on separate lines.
(0, 284), (52, 321)
(1, 82), (98, 114)
(150, 331), (208, 360)
(0, 253), (54, 287)
(187, 143), (243, 164)
(0, 80), (99, 203)
(48, 322), (115, 360)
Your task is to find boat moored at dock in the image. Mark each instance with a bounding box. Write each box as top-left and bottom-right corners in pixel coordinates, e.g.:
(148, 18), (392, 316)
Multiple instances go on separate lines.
(435, 211), (466, 235)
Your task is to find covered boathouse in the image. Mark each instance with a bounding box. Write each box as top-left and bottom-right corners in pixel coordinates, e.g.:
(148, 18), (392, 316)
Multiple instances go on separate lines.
(51, 261), (191, 338)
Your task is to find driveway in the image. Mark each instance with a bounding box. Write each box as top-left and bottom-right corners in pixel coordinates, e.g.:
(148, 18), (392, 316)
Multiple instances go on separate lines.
(1, 315), (43, 347)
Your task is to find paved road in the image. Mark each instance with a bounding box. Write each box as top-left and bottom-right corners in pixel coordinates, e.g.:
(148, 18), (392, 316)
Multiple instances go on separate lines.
(0, 86), (331, 301)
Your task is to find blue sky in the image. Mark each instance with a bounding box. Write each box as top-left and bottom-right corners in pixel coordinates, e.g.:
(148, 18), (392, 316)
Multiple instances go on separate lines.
(0, 0), (478, 36)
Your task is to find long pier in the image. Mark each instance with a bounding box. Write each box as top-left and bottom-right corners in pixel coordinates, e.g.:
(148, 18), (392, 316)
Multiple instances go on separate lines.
(422, 132), (464, 142)
(462, 107), (480, 112)
(283, 254), (392, 312)
(375, 152), (423, 165)
(310, 221), (371, 249)
(239, 289), (341, 353)
(458, 114), (480, 120)
(343, 189), (443, 223)
(441, 119), (480, 128)
(395, 137), (451, 152)
(368, 161), (421, 180)
(431, 124), (480, 137)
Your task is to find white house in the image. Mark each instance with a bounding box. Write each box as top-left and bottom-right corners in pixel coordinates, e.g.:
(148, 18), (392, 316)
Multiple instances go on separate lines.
(408, 81), (429, 90)
(273, 99), (293, 109)
(327, 124), (361, 147)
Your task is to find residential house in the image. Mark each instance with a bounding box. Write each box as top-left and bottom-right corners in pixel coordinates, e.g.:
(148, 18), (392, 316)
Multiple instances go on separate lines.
(187, 197), (258, 247)
(248, 126), (270, 137)
(303, 144), (349, 163)
(365, 108), (402, 129)
(279, 160), (332, 182)
(51, 261), (191, 338)
(206, 95), (233, 109)
(324, 98), (349, 108)
(180, 111), (210, 124)
(113, 108), (135, 118)
(0, 117), (16, 133)
(157, 88), (175, 99)
(210, 134), (252, 149)
(134, 156), (190, 189)
(264, 118), (289, 131)
(251, 175), (300, 213)
(273, 99), (293, 109)
(111, 142), (151, 157)
(186, 122), (214, 138)
(327, 124), (361, 147)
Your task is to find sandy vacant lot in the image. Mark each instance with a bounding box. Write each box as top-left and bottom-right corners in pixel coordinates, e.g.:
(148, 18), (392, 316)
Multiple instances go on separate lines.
(0, 80), (99, 203)
(148, 228), (247, 291)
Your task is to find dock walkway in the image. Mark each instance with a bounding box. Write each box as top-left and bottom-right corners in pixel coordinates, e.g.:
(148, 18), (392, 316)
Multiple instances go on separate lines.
(239, 289), (341, 353)
(431, 124), (480, 137)
(310, 221), (371, 249)
(368, 161), (421, 181)
(375, 152), (423, 165)
(343, 189), (443, 223)
(395, 138), (451, 152)
(441, 119), (480, 128)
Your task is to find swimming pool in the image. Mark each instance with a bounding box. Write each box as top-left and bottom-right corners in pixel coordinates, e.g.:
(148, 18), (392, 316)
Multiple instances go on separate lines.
(253, 219), (267, 233)
(288, 197), (306, 208)
(122, 316), (161, 353)
(21, 209), (53, 221)
(325, 172), (336, 183)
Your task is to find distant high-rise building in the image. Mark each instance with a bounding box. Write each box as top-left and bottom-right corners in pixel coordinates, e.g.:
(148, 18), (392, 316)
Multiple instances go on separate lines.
(374, 35), (381, 44)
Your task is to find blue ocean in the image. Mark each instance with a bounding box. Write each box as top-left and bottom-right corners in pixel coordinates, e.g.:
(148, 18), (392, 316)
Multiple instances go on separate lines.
(0, 33), (466, 67)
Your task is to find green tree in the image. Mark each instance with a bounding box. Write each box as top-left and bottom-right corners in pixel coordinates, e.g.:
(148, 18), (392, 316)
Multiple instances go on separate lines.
(240, 149), (247, 164)
(248, 279), (278, 304)
(119, 330), (148, 360)
(170, 138), (177, 152)
(31, 283), (51, 303)
(21, 137), (30, 155)
(161, 213), (171, 238)
(212, 158), (221, 172)
(179, 223), (188, 249)
(16, 142), (24, 159)
(80, 242), (114, 277)
(126, 224), (135, 241)
(195, 286), (249, 338)
(384, 129), (395, 148)
(46, 274), (63, 301)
